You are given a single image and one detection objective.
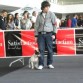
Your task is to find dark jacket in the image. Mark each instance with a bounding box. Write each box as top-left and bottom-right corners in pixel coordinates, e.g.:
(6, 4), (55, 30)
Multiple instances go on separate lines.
(14, 19), (19, 26)
(0, 16), (6, 30)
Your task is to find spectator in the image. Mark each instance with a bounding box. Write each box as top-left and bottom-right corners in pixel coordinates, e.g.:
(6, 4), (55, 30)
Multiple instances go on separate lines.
(60, 20), (66, 28)
(14, 13), (21, 29)
(21, 11), (32, 30)
(0, 10), (8, 30)
(31, 11), (37, 29)
(77, 15), (83, 27)
(6, 14), (15, 30)
(71, 14), (77, 28)
(66, 15), (71, 27)
(56, 17), (61, 28)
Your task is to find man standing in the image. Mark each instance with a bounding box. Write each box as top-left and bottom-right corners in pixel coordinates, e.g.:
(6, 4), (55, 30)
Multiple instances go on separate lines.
(31, 11), (37, 29)
(0, 10), (8, 30)
(35, 1), (57, 70)
(71, 14), (77, 28)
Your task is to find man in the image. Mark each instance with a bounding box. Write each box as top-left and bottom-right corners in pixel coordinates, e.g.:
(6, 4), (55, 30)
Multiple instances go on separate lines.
(77, 15), (83, 27)
(71, 14), (77, 28)
(35, 1), (57, 70)
(56, 17), (61, 28)
(66, 15), (71, 28)
(0, 10), (7, 30)
(31, 11), (37, 23)
(31, 11), (37, 29)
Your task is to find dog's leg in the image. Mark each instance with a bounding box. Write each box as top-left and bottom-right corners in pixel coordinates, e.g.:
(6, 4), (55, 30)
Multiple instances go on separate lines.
(28, 59), (31, 68)
(31, 62), (34, 69)
(35, 61), (38, 69)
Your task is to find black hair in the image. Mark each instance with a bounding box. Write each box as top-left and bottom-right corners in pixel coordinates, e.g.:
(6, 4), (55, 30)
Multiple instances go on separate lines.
(23, 11), (28, 16)
(15, 13), (19, 19)
(1, 10), (7, 13)
(41, 1), (50, 10)
(73, 14), (77, 17)
(66, 15), (70, 19)
(23, 11), (29, 18)
(32, 11), (36, 15)
(7, 14), (14, 23)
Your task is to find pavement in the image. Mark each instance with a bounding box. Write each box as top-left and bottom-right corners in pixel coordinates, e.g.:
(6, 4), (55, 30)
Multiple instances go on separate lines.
(0, 56), (83, 83)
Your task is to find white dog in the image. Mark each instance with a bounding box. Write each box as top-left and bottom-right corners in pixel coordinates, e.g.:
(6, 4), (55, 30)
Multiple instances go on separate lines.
(29, 50), (40, 69)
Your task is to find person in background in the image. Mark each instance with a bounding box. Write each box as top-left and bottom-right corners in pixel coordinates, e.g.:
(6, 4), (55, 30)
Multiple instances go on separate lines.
(77, 15), (83, 27)
(21, 11), (32, 30)
(31, 11), (37, 29)
(66, 15), (71, 28)
(56, 17), (61, 29)
(35, 1), (57, 70)
(14, 13), (21, 29)
(60, 20), (66, 28)
(71, 14), (77, 28)
(6, 14), (15, 30)
(0, 10), (8, 30)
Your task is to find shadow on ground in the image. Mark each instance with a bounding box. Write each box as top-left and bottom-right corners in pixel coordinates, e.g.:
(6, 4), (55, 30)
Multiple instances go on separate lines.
(0, 58), (29, 77)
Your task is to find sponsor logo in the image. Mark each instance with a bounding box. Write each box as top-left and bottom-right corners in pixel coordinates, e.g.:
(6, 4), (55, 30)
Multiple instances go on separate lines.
(56, 39), (74, 45)
(77, 38), (83, 47)
(8, 40), (36, 49)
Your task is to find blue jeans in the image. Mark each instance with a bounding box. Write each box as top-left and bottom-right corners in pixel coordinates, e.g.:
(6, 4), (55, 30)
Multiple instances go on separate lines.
(37, 32), (53, 66)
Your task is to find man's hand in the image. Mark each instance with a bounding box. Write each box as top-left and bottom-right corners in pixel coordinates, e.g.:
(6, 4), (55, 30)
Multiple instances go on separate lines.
(0, 28), (2, 30)
(52, 35), (55, 40)
(35, 37), (38, 43)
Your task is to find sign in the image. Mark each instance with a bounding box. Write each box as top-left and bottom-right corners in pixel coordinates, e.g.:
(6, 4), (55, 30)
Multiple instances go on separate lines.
(21, 31), (37, 56)
(75, 29), (83, 54)
(56, 29), (75, 55)
(5, 30), (37, 57)
(0, 29), (83, 58)
(0, 32), (5, 58)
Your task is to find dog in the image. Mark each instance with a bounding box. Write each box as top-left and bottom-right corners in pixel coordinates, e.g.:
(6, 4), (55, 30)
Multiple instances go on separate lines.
(28, 50), (40, 69)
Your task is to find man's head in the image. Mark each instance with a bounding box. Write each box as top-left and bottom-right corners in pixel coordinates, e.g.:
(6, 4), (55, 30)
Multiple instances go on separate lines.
(41, 1), (50, 13)
(1, 10), (8, 17)
(32, 11), (36, 17)
(23, 11), (29, 19)
(15, 13), (19, 19)
(66, 15), (71, 19)
(73, 14), (77, 18)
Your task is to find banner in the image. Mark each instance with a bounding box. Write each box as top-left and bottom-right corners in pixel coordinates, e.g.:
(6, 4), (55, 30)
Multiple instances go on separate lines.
(75, 29), (83, 54)
(5, 30), (37, 57)
(0, 29), (83, 58)
(0, 31), (5, 58)
(56, 29), (75, 55)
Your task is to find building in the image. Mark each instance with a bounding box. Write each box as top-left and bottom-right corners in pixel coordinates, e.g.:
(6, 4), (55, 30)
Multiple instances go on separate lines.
(0, 0), (42, 12)
(47, 0), (83, 19)
(0, 0), (83, 19)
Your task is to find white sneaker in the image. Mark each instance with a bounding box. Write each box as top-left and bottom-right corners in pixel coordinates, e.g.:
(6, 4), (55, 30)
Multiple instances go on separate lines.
(37, 65), (43, 70)
(48, 65), (54, 69)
